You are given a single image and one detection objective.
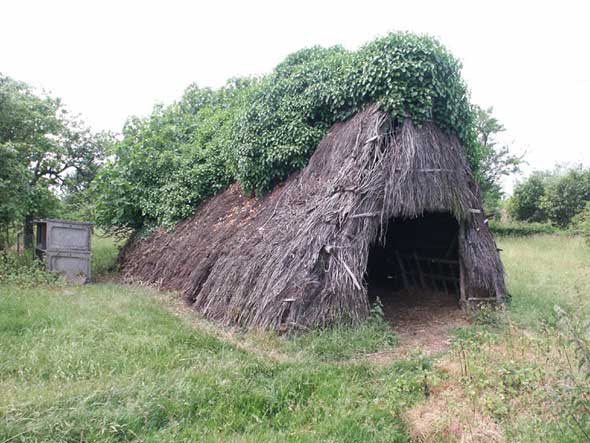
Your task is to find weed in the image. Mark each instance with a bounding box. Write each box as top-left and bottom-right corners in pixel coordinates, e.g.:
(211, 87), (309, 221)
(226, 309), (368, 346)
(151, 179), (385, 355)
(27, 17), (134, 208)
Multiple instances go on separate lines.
(0, 251), (59, 286)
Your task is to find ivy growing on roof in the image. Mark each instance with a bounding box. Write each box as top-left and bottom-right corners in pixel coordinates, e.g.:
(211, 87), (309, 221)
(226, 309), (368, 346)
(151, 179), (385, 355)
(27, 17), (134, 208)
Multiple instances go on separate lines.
(95, 32), (478, 233)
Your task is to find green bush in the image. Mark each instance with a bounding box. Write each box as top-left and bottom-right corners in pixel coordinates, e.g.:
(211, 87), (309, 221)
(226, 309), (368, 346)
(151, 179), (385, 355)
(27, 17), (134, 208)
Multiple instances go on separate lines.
(507, 171), (550, 222)
(95, 32), (477, 233)
(508, 166), (590, 228)
(94, 81), (252, 231)
(489, 220), (557, 237)
(552, 306), (590, 438)
(540, 167), (590, 228)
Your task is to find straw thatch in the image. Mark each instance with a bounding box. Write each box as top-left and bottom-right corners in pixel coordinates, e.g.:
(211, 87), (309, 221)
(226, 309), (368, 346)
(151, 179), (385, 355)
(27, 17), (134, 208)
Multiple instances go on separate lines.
(120, 105), (505, 330)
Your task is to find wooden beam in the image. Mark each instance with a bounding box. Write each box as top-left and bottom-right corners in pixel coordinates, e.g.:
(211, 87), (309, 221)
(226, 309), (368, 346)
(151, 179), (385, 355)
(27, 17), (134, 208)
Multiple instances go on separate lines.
(397, 253), (458, 266)
(349, 212), (378, 219)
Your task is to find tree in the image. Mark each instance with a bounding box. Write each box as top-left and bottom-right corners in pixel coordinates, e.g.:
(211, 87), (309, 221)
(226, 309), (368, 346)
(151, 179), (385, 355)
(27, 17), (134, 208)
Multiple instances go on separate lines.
(59, 121), (112, 221)
(0, 144), (29, 248)
(508, 171), (550, 222)
(540, 166), (590, 227)
(473, 106), (523, 214)
(0, 74), (109, 250)
(508, 165), (590, 228)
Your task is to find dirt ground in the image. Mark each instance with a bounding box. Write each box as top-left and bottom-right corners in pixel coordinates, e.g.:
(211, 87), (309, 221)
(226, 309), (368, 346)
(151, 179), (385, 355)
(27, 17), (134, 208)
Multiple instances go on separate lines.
(369, 287), (469, 360)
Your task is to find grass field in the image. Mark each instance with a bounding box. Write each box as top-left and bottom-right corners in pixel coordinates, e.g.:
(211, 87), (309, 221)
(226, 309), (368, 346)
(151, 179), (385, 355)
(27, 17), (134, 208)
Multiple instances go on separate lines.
(1, 235), (589, 442)
(500, 235), (590, 326)
(91, 234), (123, 278)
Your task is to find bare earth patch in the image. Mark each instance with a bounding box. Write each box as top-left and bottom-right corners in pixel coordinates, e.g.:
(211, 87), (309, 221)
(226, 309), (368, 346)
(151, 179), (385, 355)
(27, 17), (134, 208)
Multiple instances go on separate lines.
(364, 289), (469, 364)
(373, 290), (505, 441)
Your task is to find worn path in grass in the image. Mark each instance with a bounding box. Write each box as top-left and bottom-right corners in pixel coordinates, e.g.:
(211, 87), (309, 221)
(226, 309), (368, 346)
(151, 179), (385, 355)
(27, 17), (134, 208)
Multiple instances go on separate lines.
(402, 234), (590, 443)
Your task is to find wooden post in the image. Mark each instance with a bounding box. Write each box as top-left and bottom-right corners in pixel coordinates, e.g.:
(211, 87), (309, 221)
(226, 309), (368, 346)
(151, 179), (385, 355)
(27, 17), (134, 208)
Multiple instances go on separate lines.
(458, 223), (467, 306)
(440, 262), (449, 295)
(395, 250), (410, 289)
(413, 252), (426, 289)
(495, 282), (505, 304)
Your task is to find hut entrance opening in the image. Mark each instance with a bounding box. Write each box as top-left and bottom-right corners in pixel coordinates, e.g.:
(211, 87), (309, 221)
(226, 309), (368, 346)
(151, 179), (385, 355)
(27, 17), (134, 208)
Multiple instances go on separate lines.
(365, 212), (462, 324)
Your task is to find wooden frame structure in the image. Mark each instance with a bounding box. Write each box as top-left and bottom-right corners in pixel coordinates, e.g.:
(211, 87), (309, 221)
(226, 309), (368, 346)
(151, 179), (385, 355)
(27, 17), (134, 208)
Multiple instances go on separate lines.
(386, 222), (498, 308)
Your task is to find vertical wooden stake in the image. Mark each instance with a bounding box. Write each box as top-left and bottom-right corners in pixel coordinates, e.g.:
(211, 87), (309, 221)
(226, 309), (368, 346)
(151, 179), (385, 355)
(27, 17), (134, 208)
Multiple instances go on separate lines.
(458, 223), (467, 306)
(414, 252), (426, 289)
(440, 262), (449, 295)
(395, 250), (410, 289)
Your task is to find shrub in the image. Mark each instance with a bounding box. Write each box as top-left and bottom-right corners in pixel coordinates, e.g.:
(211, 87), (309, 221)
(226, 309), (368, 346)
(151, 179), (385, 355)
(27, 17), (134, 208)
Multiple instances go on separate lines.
(551, 306), (590, 439)
(0, 251), (59, 286)
(94, 82), (252, 232)
(235, 35), (476, 194)
(508, 166), (590, 229)
(489, 220), (557, 236)
(571, 201), (590, 245)
(540, 167), (590, 228)
(507, 171), (550, 222)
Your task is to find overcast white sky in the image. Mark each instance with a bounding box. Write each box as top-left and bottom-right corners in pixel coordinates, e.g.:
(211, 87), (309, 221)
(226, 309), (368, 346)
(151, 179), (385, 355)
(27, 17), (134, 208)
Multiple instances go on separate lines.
(2, 0), (589, 189)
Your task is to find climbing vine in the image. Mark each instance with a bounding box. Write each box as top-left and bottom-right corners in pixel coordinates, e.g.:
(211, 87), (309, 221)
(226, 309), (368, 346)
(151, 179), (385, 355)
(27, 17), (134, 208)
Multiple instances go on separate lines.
(95, 32), (478, 233)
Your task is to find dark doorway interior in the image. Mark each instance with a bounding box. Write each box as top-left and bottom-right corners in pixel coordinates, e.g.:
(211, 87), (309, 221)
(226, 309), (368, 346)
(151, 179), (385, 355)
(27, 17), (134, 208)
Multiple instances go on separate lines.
(366, 212), (461, 319)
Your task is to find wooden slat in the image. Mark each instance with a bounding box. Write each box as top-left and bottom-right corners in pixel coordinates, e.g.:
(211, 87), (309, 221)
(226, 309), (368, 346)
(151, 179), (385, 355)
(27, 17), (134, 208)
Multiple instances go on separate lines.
(398, 253), (458, 266)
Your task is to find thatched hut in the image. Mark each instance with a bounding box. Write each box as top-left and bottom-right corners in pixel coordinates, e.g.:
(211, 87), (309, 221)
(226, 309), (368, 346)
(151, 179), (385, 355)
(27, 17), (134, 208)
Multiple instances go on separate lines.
(120, 105), (505, 331)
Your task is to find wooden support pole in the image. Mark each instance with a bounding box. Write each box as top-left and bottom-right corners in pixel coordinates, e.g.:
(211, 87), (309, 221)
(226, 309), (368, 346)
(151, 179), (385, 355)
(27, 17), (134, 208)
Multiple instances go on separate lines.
(440, 262), (449, 295)
(445, 236), (457, 258)
(414, 252), (426, 289)
(458, 223), (467, 306)
(395, 250), (410, 289)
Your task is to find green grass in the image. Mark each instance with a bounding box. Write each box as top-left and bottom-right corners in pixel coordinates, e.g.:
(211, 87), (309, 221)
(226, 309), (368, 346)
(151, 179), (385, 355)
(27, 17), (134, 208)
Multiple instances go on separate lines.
(284, 319), (398, 361)
(498, 234), (590, 327)
(1, 233), (589, 442)
(0, 284), (422, 442)
(91, 233), (122, 278)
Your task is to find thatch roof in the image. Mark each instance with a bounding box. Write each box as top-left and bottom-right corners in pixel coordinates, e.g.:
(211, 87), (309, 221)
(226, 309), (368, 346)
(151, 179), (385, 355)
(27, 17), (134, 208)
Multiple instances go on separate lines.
(120, 106), (505, 330)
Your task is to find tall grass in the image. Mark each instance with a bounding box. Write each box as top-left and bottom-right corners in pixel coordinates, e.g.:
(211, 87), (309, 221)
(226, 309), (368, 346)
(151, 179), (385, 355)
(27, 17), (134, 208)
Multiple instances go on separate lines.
(1, 233), (589, 442)
(0, 284), (422, 442)
(91, 233), (123, 278)
(498, 235), (590, 327)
